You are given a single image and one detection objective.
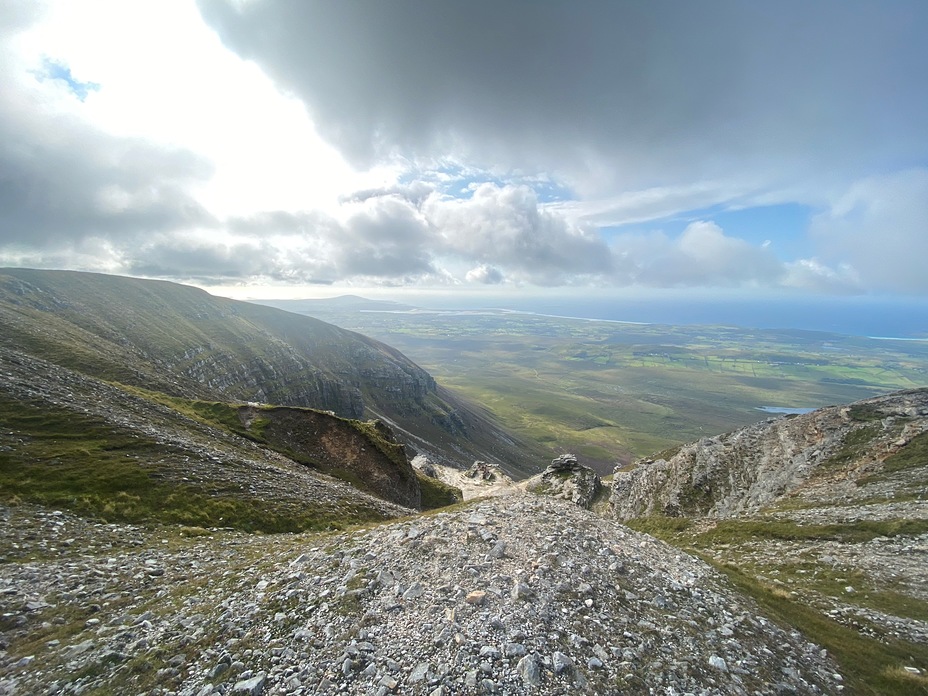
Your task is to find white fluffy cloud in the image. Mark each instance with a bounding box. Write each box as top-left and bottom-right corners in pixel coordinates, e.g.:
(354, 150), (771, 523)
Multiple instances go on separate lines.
(809, 169), (928, 293)
(426, 184), (613, 285)
(607, 222), (783, 288)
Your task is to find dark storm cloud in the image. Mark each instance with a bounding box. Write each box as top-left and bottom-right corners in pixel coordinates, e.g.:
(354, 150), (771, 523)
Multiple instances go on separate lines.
(198, 0), (928, 195)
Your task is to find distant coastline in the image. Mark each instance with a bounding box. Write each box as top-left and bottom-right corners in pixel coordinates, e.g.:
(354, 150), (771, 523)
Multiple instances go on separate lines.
(360, 307), (651, 325)
(311, 294), (928, 339)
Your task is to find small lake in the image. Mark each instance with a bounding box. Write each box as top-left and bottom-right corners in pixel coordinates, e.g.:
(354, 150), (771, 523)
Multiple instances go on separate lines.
(756, 406), (817, 415)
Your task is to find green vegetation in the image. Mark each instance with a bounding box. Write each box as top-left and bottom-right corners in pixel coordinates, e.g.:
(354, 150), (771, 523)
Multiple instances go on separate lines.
(416, 472), (464, 509)
(818, 424), (882, 473)
(882, 431), (928, 475)
(279, 302), (928, 470)
(712, 561), (928, 695)
(350, 417), (410, 469)
(848, 403), (887, 422)
(627, 516), (928, 547)
(0, 394), (391, 533)
(624, 515), (928, 695)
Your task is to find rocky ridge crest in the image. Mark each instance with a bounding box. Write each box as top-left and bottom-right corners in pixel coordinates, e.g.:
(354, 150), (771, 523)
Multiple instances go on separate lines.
(610, 388), (928, 520)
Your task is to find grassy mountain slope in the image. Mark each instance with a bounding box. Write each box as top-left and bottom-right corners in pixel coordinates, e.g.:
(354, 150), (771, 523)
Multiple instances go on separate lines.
(0, 268), (541, 476)
(0, 345), (415, 531)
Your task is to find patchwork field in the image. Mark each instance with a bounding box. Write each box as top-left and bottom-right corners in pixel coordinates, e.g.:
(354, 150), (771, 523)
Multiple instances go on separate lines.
(263, 299), (928, 473)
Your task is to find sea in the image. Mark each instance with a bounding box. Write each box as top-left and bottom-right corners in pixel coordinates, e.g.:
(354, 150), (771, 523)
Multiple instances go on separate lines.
(395, 292), (928, 339)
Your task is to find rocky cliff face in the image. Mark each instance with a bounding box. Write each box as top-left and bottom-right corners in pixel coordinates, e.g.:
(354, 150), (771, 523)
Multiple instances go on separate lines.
(610, 388), (928, 520)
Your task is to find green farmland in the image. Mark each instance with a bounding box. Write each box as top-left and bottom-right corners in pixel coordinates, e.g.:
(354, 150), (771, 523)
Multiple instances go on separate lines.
(264, 300), (928, 473)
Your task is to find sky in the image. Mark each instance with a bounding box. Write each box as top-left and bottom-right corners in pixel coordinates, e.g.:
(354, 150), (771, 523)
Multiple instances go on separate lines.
(1, 0), (927, 302)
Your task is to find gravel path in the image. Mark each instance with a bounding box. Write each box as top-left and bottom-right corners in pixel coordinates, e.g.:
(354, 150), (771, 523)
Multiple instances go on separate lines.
(0, 496), (842, 695)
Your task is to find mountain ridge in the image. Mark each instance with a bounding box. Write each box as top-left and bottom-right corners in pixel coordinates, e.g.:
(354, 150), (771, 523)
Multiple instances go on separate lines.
(0, 268), (542, 477)
(609, 387), (928, 520)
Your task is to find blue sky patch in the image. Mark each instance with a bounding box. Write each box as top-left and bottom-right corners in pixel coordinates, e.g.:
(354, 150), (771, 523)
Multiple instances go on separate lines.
(39, 58), (100, 101)
(402, 163), (574, 202)
(600, 202), (815, 260)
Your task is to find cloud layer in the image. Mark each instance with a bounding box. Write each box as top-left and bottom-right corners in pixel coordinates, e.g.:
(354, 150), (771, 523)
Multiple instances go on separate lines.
(0, 2), (926, 296)
(199, 0), (928, 198)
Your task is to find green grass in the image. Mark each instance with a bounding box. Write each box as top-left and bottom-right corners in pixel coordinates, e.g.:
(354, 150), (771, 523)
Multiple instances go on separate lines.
(623, 515), (694, 538)
(624, 515), (928, 694)
(848, 404), (886, 422)
(0, 394), (391, 533)
(681, 518), (928, 547)
(416, 472), (463, 509)
(819, 424), (882, 472)
(709, 560), (928, 695)
(882, 431), (928, 475)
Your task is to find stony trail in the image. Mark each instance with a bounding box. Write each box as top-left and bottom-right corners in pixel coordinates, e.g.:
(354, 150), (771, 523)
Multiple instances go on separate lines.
(0, 494), (842, 696)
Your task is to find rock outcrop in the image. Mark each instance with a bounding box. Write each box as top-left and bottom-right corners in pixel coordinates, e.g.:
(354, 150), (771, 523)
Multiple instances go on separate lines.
(465, 460), (504, 481)
(610, 388), (928, 520)
(523, 454), (604, 509)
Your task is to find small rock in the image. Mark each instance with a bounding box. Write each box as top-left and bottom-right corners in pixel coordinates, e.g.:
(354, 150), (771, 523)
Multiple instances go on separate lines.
(516, 654), (543, 686)
(552, 651), (574, 675)
(379, 675), (399, 690)
(403, 582), (424, 600)
(232, 673), (266, 695)
(408, 662), (430, 683)
(511, 581), (533, 601)
(488, 541), (507, 559)
(479, 645), (500, 659)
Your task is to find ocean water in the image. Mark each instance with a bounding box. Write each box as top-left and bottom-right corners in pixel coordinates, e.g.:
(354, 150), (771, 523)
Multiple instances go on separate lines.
(402, 293), (928, 339)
